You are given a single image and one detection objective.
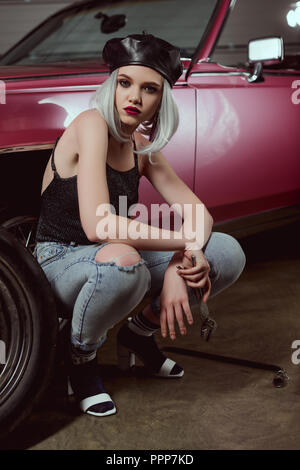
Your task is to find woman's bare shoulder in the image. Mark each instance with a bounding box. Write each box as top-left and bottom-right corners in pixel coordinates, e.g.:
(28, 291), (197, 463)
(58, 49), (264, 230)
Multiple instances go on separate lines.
(74, 108), (107, 129)
(73, 109), (108, 150)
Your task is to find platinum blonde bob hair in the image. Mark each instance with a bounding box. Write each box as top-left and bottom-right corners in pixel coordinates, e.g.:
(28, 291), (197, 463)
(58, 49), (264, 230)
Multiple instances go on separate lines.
(89, 68), (180, 163)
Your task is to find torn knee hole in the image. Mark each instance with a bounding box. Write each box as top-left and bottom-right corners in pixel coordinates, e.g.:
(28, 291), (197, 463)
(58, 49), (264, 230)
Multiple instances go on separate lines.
(110, 252), (142, 266)
(96, 250), (141, 266)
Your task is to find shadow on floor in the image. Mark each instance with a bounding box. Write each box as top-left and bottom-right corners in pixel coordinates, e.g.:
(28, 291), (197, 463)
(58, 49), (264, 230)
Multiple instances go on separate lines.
(238, 220), (300, 264)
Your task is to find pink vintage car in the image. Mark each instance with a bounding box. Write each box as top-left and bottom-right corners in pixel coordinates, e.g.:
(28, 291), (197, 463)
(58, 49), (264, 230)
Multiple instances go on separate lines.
(0, 0), (299, 436)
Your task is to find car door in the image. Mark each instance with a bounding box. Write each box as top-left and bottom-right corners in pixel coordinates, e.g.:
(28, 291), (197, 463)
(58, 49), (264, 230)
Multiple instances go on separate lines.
(188, 0), (300, 229)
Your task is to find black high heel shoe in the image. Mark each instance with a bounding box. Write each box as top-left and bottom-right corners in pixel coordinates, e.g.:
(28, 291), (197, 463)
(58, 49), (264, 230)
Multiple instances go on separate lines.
(116, 321), (184, 378)
(68, 358), (116, 417)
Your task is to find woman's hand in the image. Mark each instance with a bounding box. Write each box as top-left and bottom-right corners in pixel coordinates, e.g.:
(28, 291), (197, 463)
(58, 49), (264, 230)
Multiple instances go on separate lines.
(176, 249), (211, 303)
(160, 254), (194, 340)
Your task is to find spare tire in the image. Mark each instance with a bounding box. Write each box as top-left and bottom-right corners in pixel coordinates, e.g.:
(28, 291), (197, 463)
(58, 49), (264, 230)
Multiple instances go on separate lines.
(0, 228), (58, 438)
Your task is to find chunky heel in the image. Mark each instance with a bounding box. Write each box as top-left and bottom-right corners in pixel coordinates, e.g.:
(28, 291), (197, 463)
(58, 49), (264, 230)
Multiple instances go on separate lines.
(117, 321), (184, 378)
(117, 343), (136, 371)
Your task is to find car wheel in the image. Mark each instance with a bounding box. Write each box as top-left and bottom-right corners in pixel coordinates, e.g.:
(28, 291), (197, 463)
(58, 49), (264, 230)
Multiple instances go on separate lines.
(0, 228), (58, 438)
(0, 215), (70, 329)
(0, 215), (38, 254)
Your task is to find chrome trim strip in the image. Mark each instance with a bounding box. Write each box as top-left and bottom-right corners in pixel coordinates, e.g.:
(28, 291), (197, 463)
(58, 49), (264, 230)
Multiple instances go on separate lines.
(190, 70), (300, 78)
(6, 85), (99, 94)
(0, 144), (53, 154)
(9, 69), (296, 92)
(190, 71), (250, 78)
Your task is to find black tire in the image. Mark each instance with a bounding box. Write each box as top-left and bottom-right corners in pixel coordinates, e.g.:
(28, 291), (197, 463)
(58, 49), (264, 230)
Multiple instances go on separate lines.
(0, 215), (38, 254)
(0, 228), (58, 438)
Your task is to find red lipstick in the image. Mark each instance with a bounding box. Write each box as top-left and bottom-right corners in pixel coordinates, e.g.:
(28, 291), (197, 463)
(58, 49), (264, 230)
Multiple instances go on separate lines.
(124, 106), (141, 115)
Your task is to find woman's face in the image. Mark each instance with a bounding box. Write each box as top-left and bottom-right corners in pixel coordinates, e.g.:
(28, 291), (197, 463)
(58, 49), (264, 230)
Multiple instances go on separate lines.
(115, 65), (163, 134)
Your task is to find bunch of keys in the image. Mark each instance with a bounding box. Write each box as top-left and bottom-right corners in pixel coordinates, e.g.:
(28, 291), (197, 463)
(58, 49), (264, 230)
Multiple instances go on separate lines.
(177, 254), (217, 341)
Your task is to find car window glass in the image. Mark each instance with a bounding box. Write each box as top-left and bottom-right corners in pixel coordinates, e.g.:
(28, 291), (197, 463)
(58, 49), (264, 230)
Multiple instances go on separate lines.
(0, 0), (218, 65)
(210, 0), (300, 69)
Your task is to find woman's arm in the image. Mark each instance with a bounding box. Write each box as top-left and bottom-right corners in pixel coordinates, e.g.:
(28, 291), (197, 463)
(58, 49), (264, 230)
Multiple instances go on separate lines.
(75, 110), (111, 241)
(76, 115), (208, 250)
(141, 139), (214, 248)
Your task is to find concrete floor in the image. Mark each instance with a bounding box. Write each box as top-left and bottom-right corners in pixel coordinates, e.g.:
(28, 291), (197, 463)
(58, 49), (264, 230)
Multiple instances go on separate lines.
(1, 221), (300, 450)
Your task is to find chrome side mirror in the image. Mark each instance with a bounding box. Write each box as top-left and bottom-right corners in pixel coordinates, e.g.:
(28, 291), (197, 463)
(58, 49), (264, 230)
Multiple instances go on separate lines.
(247, 37), (284, 83)
(248, 37), (284, 63)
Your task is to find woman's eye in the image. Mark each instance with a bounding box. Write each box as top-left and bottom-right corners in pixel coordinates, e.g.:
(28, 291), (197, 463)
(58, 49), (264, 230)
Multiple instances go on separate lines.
(145, 86), (157, 93)
(118, 80), (157, 93)
(119, 80), (130, 87)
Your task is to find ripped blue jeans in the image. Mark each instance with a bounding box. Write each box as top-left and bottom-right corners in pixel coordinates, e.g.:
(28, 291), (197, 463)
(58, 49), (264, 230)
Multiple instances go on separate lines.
(34, 232), (246, 352)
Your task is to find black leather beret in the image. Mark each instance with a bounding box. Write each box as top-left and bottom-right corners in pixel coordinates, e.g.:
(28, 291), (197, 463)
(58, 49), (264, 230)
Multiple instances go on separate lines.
(102, 33), (183, 87)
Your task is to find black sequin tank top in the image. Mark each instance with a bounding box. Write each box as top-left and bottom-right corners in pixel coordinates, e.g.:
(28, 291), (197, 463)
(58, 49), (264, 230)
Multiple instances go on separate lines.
(35, 136), (141, 245)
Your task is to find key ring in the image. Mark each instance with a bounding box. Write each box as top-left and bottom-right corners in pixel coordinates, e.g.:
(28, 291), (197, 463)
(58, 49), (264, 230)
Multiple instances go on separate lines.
(176, 255), (217, 341)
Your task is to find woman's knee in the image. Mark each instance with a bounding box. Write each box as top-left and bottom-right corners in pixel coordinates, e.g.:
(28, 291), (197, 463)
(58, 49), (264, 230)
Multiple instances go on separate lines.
(228, 236), (246, 281)
(206, 232), (246, 283)
(95, 243), (142, 266)
(95, 242), (151, 296)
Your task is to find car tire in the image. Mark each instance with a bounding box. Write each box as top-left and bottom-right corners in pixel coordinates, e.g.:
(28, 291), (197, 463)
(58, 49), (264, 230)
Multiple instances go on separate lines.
(0, 228), (58, 438)
(0, 215), (38, 254)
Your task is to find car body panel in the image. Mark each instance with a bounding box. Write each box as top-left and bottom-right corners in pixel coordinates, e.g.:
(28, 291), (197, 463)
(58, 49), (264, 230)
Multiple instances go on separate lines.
(189, 71), (300, 222)
(0, 0), (299, 233)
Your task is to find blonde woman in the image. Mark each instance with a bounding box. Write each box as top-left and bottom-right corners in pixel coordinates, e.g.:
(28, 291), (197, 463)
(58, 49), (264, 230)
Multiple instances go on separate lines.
(34, 34), (246, 417)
